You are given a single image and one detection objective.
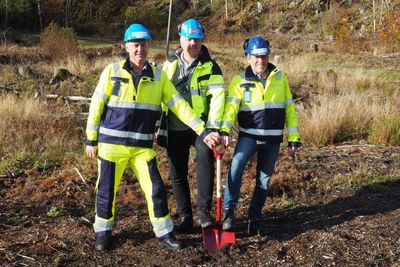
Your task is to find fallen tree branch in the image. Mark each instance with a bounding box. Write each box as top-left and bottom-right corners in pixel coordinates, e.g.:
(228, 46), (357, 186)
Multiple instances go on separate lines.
(74, 167), (86, 183)
(17, 253), (35, 261)
(16, 252), (36, 262)
(16, 252), (43, 267)
(334, 144), (381, 148)
(51, 112), (89, 119)
(45, 94), (91, 101)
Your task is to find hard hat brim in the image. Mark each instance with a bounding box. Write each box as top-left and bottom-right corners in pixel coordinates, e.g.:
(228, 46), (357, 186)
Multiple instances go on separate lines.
(125, 38), (151, 43)
(179, 33), (204, 39)
(248, 48), (270, 56)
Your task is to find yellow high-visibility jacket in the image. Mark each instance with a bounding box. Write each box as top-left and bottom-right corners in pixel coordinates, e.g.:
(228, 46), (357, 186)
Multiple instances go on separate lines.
(221, 64), (300, 144)
(86, 59), (206, 148)
(162, 45), (225, 130)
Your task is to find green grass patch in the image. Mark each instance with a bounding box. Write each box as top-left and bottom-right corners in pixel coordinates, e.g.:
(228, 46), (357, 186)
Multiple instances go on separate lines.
(47, 206), (64, 218)
(0, 151), (31, 173)
(368, 114), (400, 146)
(34, 159), (59, 173)
(271, 194), (300, 210)
(378, 70), (400, 81)
(77, 37), (114, 48)
(355, 79), (371, 92)
(8, 214), (26, 226)
(331, 172), (400, 191)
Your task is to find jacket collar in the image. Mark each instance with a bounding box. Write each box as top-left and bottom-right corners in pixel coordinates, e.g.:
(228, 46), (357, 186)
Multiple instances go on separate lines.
(122, 58), (154, 79)
(169, 45), (212, 65)
(244, 62), (276, 81)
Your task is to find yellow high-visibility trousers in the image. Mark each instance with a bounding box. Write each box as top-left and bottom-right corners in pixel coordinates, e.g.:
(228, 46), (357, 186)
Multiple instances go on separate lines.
(93, 143), (173, 238)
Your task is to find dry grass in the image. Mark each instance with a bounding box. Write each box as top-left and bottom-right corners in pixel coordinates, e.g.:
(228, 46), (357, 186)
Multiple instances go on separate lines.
(49, 56), (112, 77)
(277, 52), (400, 146)
(298, 92), (378, 146)
(0, 38), (398, 174)
(207, 42), (245, 82)
(0, 95), (85, 171)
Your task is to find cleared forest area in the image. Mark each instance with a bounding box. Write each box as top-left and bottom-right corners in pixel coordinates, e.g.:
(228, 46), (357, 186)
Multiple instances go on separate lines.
(0, 0), (399, 266)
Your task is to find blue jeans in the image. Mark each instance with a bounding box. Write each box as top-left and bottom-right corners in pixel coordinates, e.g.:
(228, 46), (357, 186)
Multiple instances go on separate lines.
(223, 136), (280, 221)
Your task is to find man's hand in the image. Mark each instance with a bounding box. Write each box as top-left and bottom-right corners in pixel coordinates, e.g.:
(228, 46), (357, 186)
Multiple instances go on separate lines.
(287, 146), (299, 156)
(221, 135), (232, 148)
(86, 145), (98, 158)
(202, 131), (220, 149)
(287, 142), (301, 156)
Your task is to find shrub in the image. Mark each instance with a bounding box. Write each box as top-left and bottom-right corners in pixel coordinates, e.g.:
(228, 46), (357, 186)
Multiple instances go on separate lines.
(40, 22), (79, 60)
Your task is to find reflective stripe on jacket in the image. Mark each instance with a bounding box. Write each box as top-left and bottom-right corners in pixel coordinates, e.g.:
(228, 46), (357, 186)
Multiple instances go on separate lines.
(86, 59), (205, 148)
(221, 63), (300, 143)
(162, 45), (225, 130)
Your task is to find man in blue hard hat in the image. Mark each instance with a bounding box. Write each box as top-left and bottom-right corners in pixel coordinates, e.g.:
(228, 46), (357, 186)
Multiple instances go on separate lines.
(159, 19), (225, 233)
(220, 35), (301, 236)
(85, 23), (220, 251)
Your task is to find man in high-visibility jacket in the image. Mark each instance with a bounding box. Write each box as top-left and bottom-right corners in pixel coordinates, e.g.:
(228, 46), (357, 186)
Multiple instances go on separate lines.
(159, 19), (225, 232)
(85, 24), (219, 251)
(220, 35), (301, 236)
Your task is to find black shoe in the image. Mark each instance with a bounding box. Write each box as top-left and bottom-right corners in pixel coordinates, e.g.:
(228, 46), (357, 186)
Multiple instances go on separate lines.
(247, 220), (267, 237)
(222, 209), (235, 231)
(199, 209), (215, 228)
(95, 232), (111, 251)
(158, 237), (184, 250)
(176, 216), (194, 234)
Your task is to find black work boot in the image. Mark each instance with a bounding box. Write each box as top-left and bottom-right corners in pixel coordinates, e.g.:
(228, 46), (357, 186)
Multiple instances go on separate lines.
(95, 231), (111, 251)
(199, 209), (215, 228)
(158, 234), (184, 250)
(247, 220), (267, 237)
(222, 209), (235, 231)
(175, 216), (194, 234)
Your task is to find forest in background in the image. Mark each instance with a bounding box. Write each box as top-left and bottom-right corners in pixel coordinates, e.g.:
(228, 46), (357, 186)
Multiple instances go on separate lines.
(0, 0), (399, 54)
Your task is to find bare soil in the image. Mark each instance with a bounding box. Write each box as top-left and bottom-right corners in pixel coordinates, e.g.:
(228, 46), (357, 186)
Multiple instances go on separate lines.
(1, 145), (400, 266)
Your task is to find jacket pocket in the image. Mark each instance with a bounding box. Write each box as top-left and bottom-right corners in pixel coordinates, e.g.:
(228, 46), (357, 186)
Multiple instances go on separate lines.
(110, 77), (129, 96)
(156, 111), (168, 148)
(112, 82), (121, 96)
(103, 109), (113, 127)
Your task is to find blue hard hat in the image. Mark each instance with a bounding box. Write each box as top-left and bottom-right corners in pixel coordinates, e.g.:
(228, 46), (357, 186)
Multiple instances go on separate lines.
(178, 19), (204, 38)
(124, 24), (151, 42)
(243, 36), (270, 56)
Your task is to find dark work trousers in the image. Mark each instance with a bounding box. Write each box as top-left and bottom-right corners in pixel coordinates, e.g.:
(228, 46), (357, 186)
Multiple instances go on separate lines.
(167, 129), (214, 219)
